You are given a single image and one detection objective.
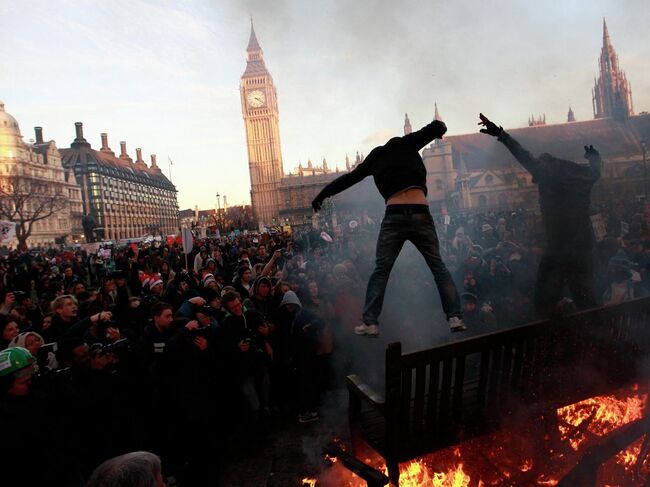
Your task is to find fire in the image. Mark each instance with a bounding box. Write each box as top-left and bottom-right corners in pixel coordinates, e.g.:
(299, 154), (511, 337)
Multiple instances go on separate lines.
(301, 478), (316, 486)
(388, 460), (471, 487)
(431, 463), (471, 487)
(556, 391), (647, 450)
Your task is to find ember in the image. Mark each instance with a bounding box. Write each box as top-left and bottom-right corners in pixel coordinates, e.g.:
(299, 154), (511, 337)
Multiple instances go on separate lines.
(301, 477), (317, 486)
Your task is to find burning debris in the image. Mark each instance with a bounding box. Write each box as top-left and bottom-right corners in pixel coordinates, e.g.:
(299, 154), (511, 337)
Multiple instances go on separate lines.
(316, 383), (650, 486)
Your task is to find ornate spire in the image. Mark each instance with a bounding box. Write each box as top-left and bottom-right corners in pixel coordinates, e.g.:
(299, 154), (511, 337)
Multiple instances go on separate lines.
(593, 18), (633, 120)
(434, 102), (442, 121)
(345, 154), (350, 171)
(567, 106), (576, 122)
(247, 18), (261, 52)
(404, 113), (412, 135)
(322, 157), (328, 171)
(243, 19), (268, 77)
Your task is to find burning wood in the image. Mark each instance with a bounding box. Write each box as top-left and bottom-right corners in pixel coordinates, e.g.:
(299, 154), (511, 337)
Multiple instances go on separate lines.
(317, 383), (650, 486)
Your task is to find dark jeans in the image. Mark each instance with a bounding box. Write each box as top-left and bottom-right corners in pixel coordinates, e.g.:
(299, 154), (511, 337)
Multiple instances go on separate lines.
(535, 248), (596, 316)
(362, 209), (462, 325)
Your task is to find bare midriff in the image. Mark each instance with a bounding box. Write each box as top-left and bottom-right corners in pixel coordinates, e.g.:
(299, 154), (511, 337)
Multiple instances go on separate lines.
(386, 187), (428, 205)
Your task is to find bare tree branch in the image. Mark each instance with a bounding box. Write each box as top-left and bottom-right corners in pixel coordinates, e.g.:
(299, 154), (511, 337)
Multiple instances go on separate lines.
(0, 175), (69, 248)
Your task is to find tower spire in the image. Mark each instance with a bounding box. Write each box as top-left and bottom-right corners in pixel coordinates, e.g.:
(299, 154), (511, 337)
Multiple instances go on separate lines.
(593, 18), (633, 120)
(567, 105), (576, 122)
(403, 113), (412, 135)
(247, 18), (261, 52)
(434, 102), (442, 121)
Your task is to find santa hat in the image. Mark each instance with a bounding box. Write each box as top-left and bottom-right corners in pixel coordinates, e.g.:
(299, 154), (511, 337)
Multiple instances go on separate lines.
(203, 273), (216, 287)
(149, 278), (163, 289)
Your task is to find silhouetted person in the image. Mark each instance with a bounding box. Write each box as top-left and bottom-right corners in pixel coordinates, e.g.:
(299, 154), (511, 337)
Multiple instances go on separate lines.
(311, 118), (465, 336)
(479, 113), (601, 316)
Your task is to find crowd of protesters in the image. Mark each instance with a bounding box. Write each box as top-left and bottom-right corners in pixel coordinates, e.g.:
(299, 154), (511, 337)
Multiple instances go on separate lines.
(0, 197), (649, 486)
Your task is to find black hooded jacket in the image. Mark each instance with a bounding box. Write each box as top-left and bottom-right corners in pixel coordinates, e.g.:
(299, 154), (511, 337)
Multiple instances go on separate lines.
(498, 131), (601, 249)
(314, 120), (446, 202)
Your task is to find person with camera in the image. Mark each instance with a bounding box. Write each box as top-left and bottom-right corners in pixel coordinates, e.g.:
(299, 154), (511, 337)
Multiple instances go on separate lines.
(218, 291), (271, 432)
(311, 117), (465, 336)
(0, 347), (83, 486)
(479, 113), (601, 316)
(52, 335), (134, 479)
(158, 313), (219, 485)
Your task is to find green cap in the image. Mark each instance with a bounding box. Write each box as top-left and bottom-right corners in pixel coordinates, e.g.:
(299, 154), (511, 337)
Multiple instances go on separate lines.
(0, 347), (35, 377)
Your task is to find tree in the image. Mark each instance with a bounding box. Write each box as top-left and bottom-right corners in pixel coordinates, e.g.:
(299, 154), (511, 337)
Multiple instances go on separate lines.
(0, 175), (69, 250)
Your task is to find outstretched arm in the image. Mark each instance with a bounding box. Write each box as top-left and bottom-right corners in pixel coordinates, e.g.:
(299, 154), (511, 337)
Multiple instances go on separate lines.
(311, 149), (376, 211)
(478, 113), (540, 176)
(401, 120), (447, 152)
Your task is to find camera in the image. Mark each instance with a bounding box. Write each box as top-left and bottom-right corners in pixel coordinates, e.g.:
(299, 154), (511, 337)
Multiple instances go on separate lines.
(89, 338), (132, 356)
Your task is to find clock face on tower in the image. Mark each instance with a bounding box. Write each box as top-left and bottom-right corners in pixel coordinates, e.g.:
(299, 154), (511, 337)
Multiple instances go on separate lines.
(246, 90), (266, 108)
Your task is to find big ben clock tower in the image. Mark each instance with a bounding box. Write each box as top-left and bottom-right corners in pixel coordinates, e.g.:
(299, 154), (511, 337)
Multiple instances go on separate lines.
(240, 20), (284, 226)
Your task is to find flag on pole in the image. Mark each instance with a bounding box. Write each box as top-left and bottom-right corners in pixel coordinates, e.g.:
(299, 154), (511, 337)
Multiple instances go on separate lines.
(0, 220), (16, 244)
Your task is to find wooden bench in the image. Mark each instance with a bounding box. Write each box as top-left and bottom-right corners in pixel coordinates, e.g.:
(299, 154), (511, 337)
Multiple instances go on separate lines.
(346, 297), (650, 485)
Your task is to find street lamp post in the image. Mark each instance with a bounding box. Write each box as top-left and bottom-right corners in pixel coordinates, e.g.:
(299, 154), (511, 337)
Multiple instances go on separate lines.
(215, 193), (221, 231)
(641, 139), (648, 202)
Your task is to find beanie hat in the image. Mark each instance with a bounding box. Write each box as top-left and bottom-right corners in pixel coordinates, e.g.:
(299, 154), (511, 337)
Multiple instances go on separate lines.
(482, 223), (493, 232)
(237, 266), (250, 278)
(8, 332), (44, 350)
(200, 287), (219, 303)
(279, 290), (302, 310)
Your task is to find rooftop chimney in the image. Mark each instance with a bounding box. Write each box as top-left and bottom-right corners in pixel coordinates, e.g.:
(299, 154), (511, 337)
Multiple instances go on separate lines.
(135, 148), (144, 163)
(150, 154), (158, 167)
(99, 133), (115, 155)
(34, 127), (43, 144)
(71, 122), (90, 148)
(119, 141), (133, 163)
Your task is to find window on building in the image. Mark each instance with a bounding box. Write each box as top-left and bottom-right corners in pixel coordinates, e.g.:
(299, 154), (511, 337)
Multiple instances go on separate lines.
(478, 195), (488, 207)
(435, 179), (443, 191)
(485, 174), (494, 185)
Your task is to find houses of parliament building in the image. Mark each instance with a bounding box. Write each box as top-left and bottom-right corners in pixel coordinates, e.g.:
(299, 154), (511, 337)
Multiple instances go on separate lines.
(241, 19), (649, 227)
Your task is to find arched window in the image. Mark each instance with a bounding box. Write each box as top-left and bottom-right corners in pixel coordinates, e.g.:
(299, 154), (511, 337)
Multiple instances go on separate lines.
(485, 174), (494, 185)
(498, 193), (508, 207)
(478, 195), (488, 207)
(435, 179), (443, 191)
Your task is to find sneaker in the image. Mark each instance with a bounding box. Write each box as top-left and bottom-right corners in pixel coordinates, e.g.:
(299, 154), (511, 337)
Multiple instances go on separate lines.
(354, 323), (380, 337)
(298, 411), (319, 423)
(449, 316), (467, 332)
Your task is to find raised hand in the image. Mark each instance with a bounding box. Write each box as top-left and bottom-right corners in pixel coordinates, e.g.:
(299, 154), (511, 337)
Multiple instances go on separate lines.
(478, 113), (503, 137)
(584, 145), (599, 161)
(311, 197), (323, 213)
(432, 120), (447, 138)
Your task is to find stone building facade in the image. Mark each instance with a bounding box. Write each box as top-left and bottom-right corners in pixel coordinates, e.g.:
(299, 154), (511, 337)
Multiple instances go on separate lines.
(0, 101), (84, 247)
(60, 123), (179, 242)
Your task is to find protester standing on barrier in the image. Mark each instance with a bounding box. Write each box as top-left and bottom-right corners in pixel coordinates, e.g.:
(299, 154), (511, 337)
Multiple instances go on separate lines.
(479, 113), (601, 315)
(311, 117), (465, 336)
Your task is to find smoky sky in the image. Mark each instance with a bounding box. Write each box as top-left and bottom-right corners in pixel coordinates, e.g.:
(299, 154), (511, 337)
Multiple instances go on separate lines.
(0, 0), (648, 209)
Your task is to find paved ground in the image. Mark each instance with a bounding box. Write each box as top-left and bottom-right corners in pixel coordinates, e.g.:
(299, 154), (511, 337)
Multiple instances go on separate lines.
(219, 388), (351, 487)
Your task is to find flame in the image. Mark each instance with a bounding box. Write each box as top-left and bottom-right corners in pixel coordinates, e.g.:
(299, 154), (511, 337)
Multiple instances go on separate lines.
(556, 392), (647, 450)
(379, 459), (472, 487)
(301, 478), (316, 486)
(431, 463), (471, 487)
(520, 458), (533, 472)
